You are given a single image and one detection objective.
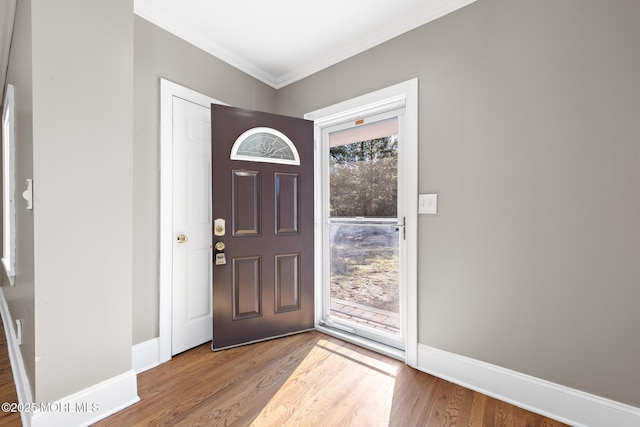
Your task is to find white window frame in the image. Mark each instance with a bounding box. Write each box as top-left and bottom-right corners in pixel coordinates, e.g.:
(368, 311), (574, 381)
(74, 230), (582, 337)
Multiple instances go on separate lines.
(2, 84), (16, 284)
(320, 107), (406, 350)
(305, 79), (419, 366)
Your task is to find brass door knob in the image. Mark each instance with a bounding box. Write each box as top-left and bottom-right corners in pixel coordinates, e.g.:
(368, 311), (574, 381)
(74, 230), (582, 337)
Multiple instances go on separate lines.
(177, 234), (188, 243)
(214, 242), (225, 251)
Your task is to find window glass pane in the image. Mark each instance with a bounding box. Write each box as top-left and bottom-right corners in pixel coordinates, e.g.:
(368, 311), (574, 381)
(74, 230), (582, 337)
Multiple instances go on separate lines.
(237, 132), (295, 161)
(330, 223), (400, 331)
(329, 135), (398, 218)
(231, 127), (300, 165)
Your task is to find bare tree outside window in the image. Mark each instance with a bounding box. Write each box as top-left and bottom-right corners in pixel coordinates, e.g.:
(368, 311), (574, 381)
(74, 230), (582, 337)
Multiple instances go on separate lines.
(329, 136), (398, 218)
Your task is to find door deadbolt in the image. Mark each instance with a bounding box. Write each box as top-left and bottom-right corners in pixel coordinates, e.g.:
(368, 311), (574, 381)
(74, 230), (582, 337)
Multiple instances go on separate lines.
(177, 234), (188, 243)
(214, 218), (226, 236)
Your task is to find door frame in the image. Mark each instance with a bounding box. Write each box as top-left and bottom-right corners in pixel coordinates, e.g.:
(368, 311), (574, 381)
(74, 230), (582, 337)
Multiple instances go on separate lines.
(305, 79), (419, 367)
(159, 79), (227, 363)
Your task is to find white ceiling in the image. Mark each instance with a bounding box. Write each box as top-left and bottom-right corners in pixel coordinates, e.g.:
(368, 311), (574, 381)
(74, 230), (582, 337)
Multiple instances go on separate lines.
(134, 0), (477, 89)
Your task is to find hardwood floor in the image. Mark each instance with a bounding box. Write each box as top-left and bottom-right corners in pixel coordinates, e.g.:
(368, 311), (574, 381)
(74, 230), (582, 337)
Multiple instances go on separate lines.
(94, 331), (566, 427)
(0, 317), (20, 427)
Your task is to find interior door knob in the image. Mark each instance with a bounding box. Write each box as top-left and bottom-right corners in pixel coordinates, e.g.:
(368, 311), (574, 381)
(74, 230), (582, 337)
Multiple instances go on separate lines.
(177, 234), (188, 243)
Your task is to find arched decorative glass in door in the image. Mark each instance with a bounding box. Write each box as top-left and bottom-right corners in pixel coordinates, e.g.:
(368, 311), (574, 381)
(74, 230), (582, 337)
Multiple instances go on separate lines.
(230, 127), (300, 165)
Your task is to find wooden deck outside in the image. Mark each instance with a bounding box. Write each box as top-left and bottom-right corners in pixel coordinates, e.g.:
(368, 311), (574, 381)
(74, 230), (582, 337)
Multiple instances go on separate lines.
(331, 298), (400, 334)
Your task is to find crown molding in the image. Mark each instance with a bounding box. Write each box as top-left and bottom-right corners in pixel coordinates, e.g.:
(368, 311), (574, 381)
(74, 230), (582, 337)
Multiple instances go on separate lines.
(273, 0), (477, 88)
(134, 0), (477, 89)
(133, 1), (278, 87)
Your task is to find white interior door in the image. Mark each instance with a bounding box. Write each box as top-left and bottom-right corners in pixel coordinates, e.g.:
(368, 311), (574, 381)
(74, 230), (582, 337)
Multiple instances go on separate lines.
(171, 96), (213, 354)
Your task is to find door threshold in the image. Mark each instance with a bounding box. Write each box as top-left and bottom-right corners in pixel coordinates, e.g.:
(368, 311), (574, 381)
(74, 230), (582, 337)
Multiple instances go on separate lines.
(211, 328), (315, 352)
(315, 324), (405, 362)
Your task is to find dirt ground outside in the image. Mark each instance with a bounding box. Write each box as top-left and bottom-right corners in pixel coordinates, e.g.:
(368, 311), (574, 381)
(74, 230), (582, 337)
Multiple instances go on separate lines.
(330, 225), (399, 313)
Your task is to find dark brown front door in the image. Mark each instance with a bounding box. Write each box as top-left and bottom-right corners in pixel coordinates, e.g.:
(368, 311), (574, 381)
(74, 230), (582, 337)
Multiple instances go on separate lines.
(211, 104), (314, 350)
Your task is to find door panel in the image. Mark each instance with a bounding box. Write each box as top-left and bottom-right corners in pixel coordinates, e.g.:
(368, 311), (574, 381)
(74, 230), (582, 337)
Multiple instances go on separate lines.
(275, 253), (301, 313)
(232, 256), (262, 320)
(231, 170), (261, 237)
(212, 104), (314, 350)
(172, 96), (213, 355)
(274, 173), (300, 235)
(187, 247), (213, 318)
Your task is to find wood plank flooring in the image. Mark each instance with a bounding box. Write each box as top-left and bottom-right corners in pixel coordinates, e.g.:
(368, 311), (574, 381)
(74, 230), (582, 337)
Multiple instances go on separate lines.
(94, 331), (566, 427)
(0, 317), (21, 427)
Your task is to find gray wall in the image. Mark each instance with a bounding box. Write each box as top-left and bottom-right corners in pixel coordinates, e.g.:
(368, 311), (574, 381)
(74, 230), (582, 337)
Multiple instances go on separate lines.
(30, 0), (133, 403)
(3, 0), (135, 404)
(2, 0), (36, 396)
(133, 17), (277, 343)
(276, 0), (640, 407)
(6, 0), (635, 409)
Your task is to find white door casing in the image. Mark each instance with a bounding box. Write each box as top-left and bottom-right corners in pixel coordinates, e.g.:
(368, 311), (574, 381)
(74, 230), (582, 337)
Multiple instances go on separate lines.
(159, 78), (417, 365)
(305, 79), (419, 366)
(159, 79), (227, 362)
(171, 96), (213, 354)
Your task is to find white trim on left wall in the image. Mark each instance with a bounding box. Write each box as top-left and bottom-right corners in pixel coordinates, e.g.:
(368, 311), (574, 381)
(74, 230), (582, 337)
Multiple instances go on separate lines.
(0, 288), (139, 427)
(0, 287), (33, 427)
(158, 79), (226, 364)
(29, 371), (138, 427)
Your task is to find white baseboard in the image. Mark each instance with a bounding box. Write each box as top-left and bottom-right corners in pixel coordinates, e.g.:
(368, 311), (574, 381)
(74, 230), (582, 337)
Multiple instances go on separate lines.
(417, 343), (640, 427)
(132, 337), (160, 373)
(1, 288), (140, 427)
(0, 287), (35, 427)
(30, 370), (139, 427)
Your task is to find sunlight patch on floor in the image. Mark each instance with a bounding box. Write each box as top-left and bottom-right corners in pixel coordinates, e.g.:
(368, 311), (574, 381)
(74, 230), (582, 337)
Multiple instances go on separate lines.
(250, 339), (397, 426)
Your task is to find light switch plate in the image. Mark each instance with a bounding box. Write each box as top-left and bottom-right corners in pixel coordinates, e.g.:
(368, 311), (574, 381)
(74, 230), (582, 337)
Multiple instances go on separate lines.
(418, 194), (437, 214)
